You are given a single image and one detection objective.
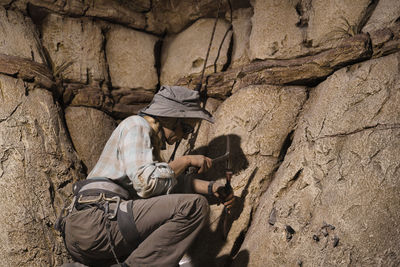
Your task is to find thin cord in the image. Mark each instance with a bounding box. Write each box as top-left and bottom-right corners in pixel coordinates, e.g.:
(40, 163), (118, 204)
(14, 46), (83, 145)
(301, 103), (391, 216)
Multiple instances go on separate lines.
(197, 0), (223, 92)
(213, 0), (233, 73)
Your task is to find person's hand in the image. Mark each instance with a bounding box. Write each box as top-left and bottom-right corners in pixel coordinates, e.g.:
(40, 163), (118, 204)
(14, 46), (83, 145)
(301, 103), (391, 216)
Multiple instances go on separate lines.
(187, 155), (212, 173)
(212, 180), (235, 211)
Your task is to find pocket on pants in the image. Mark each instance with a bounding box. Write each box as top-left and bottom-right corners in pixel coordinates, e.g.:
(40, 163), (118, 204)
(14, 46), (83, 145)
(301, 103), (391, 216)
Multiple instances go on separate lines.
(65, 207), (109, 253)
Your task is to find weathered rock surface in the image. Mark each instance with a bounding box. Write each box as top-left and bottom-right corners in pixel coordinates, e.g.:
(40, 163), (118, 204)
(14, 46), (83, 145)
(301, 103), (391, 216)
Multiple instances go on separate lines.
(0, 53), (54, 89)
(63, 83), (113, 111)
(84, 0), (148, 28)
(106, 25), (159, 90)
(13, 0), (147, 30)
(1, 1), (400, 266)
(362, 0), (400, 33)
(110, 88), (155, 119)
(146, 0), (236, 34)
(0, 0), (12, 5)
(369, 22), (400, 58)
(177, 33), (372, 99)
(65, 107), (117, 172)
(0, 7), (43, 63)
(229, 8), (252, 68)
(249, 0), (376, 59)
(63, 84), (154, 119)
(189, 85), (307, 266)
(41, 13), (106, 85)
(249, 0), (305, 60)
(232, 52), (400, 267)
(0, 74), (84, 266)
(306, 0), (373, 47)
(161, 18), (232, 86)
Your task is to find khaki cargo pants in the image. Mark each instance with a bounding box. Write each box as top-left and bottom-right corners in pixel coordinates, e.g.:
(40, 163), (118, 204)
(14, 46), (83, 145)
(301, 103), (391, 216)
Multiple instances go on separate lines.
(64, 193), (209, 267)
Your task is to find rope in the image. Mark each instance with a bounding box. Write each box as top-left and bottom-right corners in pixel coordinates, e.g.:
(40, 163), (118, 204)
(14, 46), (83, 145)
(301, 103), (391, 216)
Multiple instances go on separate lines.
(213, 0), (233, 73)
(196, 0), (223, 92)
(170, 0), (223, 162)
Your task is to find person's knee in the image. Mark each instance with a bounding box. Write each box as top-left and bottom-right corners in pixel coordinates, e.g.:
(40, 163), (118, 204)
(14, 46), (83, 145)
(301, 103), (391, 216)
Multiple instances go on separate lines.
(196, 194), (209, 219)
(189, 194), (210, 224)
(178, 194), (209, 220)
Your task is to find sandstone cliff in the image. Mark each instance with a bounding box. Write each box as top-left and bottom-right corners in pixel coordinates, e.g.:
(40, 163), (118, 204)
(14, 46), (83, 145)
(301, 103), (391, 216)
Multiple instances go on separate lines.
(0, 0), (399, 266)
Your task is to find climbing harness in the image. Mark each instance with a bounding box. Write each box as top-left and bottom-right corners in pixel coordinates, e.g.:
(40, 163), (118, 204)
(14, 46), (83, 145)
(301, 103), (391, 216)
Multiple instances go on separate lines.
(55, 177), (141, 266)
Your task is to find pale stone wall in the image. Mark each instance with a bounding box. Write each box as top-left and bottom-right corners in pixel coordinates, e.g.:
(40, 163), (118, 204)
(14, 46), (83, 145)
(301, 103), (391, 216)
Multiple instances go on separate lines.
(0, 75), (84, 266)
(233, 52), (400, 267)
(0, 0), (399, 266)
(0, 7), (43, 62)
(41, 13), (106, 84)
(106, 25), (159, 90)
(161, 18), (232, 86)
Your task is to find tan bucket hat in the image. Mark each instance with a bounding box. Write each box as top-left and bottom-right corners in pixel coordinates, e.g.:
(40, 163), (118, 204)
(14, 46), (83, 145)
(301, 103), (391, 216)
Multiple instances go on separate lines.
(139, 85), (214, 123)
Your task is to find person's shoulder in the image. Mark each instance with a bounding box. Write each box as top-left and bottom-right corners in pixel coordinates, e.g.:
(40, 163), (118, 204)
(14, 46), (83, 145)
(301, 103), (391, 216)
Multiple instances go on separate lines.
(119, 115), (151, 131)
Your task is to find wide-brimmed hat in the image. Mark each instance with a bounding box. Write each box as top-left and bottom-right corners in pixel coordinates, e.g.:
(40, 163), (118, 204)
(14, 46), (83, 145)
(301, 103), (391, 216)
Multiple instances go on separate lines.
(139, 85), (214, 123)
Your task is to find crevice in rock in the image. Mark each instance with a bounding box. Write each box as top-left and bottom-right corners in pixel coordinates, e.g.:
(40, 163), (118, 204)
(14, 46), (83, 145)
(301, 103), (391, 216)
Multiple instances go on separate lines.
(0, 102), (22, 123)
(45, 173), (56, 207)
(221, 30), (234, 72)
(228, 206), (253, 262)
(318, 123), (400, 139)
(277, 130), (294, 163)
(82, 1), (91, 16)
(27, 3), (50, 27)
(100, 26), (113, 92)
(57, 178), (73, 190)
(154, 37), (164, 92)
(359, 0), (380, 31)
(276, 168), (303, 199)
(213, 24), (233, 73)
(372, 88), (391, 120)
(295, 0), (312, 28)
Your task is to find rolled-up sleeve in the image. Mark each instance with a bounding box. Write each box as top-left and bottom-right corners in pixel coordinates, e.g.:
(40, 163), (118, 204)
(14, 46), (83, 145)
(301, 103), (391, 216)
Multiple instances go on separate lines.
(119, 123), (176, 198)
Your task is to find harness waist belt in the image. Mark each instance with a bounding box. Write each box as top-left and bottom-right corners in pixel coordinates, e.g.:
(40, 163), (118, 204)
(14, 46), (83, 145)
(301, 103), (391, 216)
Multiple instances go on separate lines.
(73, 177), (130, 200)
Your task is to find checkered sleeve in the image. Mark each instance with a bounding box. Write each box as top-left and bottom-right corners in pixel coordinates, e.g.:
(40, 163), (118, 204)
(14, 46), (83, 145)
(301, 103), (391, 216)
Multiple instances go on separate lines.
(120, 121), (176, 198)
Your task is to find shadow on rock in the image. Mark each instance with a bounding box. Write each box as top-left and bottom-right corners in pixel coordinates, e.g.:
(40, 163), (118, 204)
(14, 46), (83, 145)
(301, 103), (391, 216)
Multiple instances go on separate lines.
(185, 134), (253, 267)
(191, 134), (249, 181)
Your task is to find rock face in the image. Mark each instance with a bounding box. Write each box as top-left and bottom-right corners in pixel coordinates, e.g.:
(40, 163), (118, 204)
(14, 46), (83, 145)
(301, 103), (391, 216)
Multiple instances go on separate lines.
(306, 0), (373, 46)
(232, 52), (400, 267)
(106, 25), (159, 90)
(249, 0), (305, 60)
(41, 13), (106, 85)
(0, 75), (84, 266)
(362, 0), (400, 33)
(249, 0), (375, 59)
(1, 0), (400, 266)
(229, 8), (252, 68)
(65, 107), (117, 172)
(188, 85), (308, 266)
(146, 0), (235, 34)
(161, 18), (232, 86)
(0, 7), (43, 63)
(13, 0), (147, 30)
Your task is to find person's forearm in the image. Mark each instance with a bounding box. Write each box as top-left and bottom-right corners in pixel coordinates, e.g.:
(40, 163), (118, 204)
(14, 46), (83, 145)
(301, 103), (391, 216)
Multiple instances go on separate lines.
(168, 155), (190, 177)
(191, 178), (210, 194)
(168, 157), (213, 194)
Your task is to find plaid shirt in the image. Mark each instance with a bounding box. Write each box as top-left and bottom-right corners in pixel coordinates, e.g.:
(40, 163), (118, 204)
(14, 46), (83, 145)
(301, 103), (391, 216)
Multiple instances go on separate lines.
(88, 116), (176, 198)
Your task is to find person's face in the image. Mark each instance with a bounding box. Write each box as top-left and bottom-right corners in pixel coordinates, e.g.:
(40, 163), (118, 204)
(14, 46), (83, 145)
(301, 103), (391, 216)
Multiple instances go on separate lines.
(163, 118), (199, 145)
